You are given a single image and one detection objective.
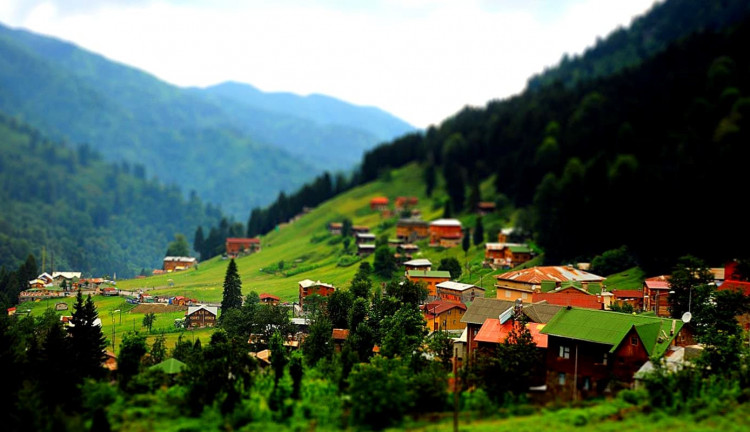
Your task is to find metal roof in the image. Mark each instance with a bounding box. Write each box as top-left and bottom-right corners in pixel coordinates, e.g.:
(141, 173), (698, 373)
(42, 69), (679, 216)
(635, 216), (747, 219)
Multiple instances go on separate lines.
(404, 258), (432, 267)
(497, 266), (604, 284)
(429, 218), (463, 227)
(461, 298), (518, 324)
(475, 318), (548, 348)
(436, 281), (482, 292)
(407, 270), (451, 279)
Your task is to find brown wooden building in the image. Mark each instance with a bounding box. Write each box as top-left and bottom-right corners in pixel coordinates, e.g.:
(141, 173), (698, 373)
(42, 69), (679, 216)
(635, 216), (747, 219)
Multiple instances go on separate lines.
(226, 237), (261, 257)
(406, 270), (451, 298)
(163, 256), (197, 272)
(298, 279), (335, 307)
(396, 218), (429, 242)
(429, 219), (463, 247)
(186, 305), (218, 329)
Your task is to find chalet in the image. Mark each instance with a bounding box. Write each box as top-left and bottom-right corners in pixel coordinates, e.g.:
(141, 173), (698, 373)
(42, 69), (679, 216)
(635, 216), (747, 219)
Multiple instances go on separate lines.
(355, 232), (376, 244)
(717, 260), (750, 330)
(225, 237), (261, 257)
(357, 244), (375, 257)
(185, 305), (218, 329)
(612, 290), (644, 311)
(406, 270), (451, 298)
(332, 328), (350, 353)
(298, 279), (335, 307)
(404, 258), (432, 272)
(370, 196), (389, 211)
(436, 281), (485, 303)
(540, 307), (694, 399)
(476, 201), (496, 215)
(163, 256), (197, 272)
(103, 351), (118, 372)
(170, 296), (197, 306)
(495, 266), (605, 302)
(532, 282), (609, 310)
(395, 196), (418, 210)
(351, 225), (370, 235)
(643, 275), (670, 317)
(421, 300), (467, 331)
(429, 219), (463, 247)
(328, 222), (343, 235)
(397, 243), (419, 255)
(474, 318), (548, 387)
(260, 293), (280, 305)
(52, 272), (81, 284)
(484, 243), (534, 268)
(18, 286), (64, 303)
(396, 218), (429, 242)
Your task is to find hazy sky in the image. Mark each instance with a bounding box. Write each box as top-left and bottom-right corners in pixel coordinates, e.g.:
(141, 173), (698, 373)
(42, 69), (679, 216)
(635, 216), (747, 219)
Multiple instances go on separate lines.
(0, 0), (658, 128)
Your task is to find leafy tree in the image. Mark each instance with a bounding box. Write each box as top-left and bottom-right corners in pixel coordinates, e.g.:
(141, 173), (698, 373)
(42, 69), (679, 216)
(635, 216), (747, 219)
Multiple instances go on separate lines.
(327, 289), (354, 328)
(473, 216), (484, 246)
(348, 356), (411, 429)
(342, 218), (353, 237)
(303, 316), (333, 366)
(387, 279), (428, 307)
(149, 332), (166, 365)
(438, 257), (462, 280)
(253, 304), (294, 349)
(590, 245), (636, 275)
(380, 304), (427, 358)
(193, 226), (205, 260)
(289, 350), (304, 399)
(118, 332), (148, 390)
(373, 245), (397, 279)
(269, 330), (288, 385)
(349, 277), (371, 300)
(667, 255), (714, 323)
(165, 233), (190, 257)
(428, 330), (455, 371)
(220, 258), (243, 317)
(142, 312), (156, 333)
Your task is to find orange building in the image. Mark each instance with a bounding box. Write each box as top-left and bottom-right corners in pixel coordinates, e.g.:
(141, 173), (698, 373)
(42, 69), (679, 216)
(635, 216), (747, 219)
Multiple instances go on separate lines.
(643, 275), (671, 316)
(163, 256), (197, 272)
(422, 300), (467, 331)
(396, 218), (429, 241)
(406, 270), (451, 297)
(429, 219), (463, 247)
(370, 196), (389, 211)
(495, 266), (605, 302)
(226, 237), (261, 257)
(298, 279), (336, 306)
(260, 293), (280, 305)
(485, 243), (534, 267)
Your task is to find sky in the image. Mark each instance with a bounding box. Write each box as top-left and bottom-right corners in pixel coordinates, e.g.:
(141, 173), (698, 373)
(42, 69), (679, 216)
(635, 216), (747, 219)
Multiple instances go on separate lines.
(0, 0), (658, 128)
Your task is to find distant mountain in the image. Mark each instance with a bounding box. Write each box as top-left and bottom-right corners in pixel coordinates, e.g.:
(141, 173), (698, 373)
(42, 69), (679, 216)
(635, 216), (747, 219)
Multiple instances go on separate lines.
(0, 23), (414, 216)
(0, 112), (223, 278)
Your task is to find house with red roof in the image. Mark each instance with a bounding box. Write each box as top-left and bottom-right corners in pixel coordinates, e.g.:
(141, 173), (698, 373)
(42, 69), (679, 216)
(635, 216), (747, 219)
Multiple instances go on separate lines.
(259, 293), (280, 305)
(421, 300), (467, 331)
(612, 289), (644, 311)
(429, 219), (463, 247)
(226, 237), (261, 257)
(370, 196), (389, 211)
(298, 279), (335, 307)
(532, 285), (606, 310)
(496, 266), (605, 303)
(332, 328), (350, 352)
(643, 275), (671, 316)
(474, 318), (549, 387)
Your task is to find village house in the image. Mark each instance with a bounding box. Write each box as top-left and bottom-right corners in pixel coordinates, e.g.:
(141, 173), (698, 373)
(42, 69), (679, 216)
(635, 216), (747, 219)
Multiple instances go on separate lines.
(396, 218), (430, 242)
(52, 271), (81, 285)
(717, 260), (750, 330)
(476, 201), (497, 215)
(611, 290), (644, 311)
(298, 279), (336, 307)
(484, 243), (534, 268)
(259, 293), (280, 305)
(351, 225), (370, 235)
(643, 275), (671, 317)
(357, 244), (375, 257)
(225, 237), (261, 257)
(436, 281), (485, 303)
(163, 256), (197, 272)
(496, 266), (605, 302)
(404, 258), (432, 272)
(397, 243), (419, 255)
(421, 300), (467, 331)
(328, 222), (343, 235)
(370, 196), (389, 211)
(185, 305), (218, 329)
(332, 328), (350, 353)
(540, 307), (694, 399)
(532, 281), (611, 310)
(394, 196), (418, 211)
(406, 270), (451, 298)
(355, 232), (376, 244)
(429, 219), (463, 247)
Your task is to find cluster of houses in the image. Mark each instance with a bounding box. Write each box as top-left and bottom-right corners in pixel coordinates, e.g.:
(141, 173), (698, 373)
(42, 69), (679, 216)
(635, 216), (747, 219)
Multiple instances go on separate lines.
(17, 271), (115, 303)
(156, 237), (262, 275)
(484, 229), (534, 268)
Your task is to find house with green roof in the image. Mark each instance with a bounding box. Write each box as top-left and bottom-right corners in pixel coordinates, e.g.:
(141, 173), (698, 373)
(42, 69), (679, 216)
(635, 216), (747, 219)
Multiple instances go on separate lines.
(540, 307), (695, 399)
(406, 270), (451, 298)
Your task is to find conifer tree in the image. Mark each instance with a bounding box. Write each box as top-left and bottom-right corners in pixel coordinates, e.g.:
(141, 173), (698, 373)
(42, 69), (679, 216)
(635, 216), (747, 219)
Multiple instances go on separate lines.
(221, 259), (242, 318)
(193, 226), (205, 260)
(69, 290), (107, 379)
(473, 216), (484, 246)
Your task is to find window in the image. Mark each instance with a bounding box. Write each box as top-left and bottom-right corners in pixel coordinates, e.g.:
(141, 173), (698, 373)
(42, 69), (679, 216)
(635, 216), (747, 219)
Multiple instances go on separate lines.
(559, 345), (570, 359)
(583, 377), (591, 391)
(631, 337), (638, 346)
(602, 353), (608, 365)
(522, 292), (528, 300)
(505, 290), (511, 298)
(558, 373), (566, 385)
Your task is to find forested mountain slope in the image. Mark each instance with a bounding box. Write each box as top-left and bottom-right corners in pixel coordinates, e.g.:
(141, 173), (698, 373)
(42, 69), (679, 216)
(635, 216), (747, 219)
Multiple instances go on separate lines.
(0, 23), (413, 216)
(0, 113), (223, 278)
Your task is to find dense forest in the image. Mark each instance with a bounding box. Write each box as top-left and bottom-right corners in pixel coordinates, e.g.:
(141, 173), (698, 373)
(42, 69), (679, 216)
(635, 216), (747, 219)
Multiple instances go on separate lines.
(0, 112), (223, 280)
(0, 23), (412, 216)
(245, 0), (750, 272)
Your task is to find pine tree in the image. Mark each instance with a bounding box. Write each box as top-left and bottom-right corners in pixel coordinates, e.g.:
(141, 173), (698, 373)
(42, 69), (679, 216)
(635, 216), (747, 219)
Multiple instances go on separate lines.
(473, 216), (485, 246)
(462, 228), (470, 256)
(194, 226), (205, 261)
(221, 259), (242, 318)
(69, 290), (107, 379)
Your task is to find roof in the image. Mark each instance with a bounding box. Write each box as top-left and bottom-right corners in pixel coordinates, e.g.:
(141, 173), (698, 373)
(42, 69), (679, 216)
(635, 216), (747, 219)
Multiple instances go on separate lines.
(613, 290), (644, 299)
(407, 270), (451, 279)
(150, 358), (186, 374)
(251, 349), (271, 365)
(497, 266), (604, 285)
(356, 233), (376, 239)
(461, 298), (518, 324)
(357, 244), (376, 249)
(164, 256), (196, 263)
(540, 308), (683, 356)
(226, 237), (260, 244)
(52, 271), (81, 279)
(422, 300), (467, 317)
(719, 280), (750, 296)
(436, 281), (483, 292)
(299, 279), (335, 289)
(477, 201), (496, 209)
(397, 218), (429, 227)
(404, 258), (432, 267)
(475, 318), (548, 348)
(533, 292), (604, 309)
(332, 328), (350, 340)
(329, 222), (342, 228)
(260, 293), (280, 301)
(186, 305), (218, 316)
(370, 196), (389, 204)
(429, 218), (463, 227)
(521, 302), (564, 323)
(644, 275), (670, 290)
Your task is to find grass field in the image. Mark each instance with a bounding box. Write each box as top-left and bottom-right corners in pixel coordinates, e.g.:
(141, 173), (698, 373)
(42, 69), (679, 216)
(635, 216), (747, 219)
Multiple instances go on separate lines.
(604, 267), (646, 291)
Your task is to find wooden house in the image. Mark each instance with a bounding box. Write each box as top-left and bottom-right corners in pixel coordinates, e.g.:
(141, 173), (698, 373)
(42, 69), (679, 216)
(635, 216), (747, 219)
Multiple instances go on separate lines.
(396, 218), (429, 242)
(395, 196), (418, 211)
(225, 237), (261, 257)
(532, 282), (609, 310)
(540, 307), (694, 399)
(406, 270), (451, 297)
(429, 219), (463, 247)
(643, 275), (671, 317)
(612, 290), (644, 311)
(260, 293), (280, 305)
(485, 243), (533, 267)
(332, 328), (350, 353)
(421, 300), (467, 331)
(495, 266), (604, 302)
(355, 232), (376, 244)
(185, 305), (218, 329)
(404, 258), (432, 272)
(476, 201), (496, 215)
(357, 244), (375, 256)
(436, 281), (485, 303)
(298, 279), (335, 307)
(351, 225), (370, 235)
(460, 298), (518, 363)
(163, 256), (197, 272)
(474, 318), (548, 387)
(370, 197), (389, 211)
(328, 222), (343, 235)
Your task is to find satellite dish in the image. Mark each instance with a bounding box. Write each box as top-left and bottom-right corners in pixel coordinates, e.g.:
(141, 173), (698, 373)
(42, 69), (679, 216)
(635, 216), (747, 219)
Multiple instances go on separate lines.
(681, 312), (692, 323)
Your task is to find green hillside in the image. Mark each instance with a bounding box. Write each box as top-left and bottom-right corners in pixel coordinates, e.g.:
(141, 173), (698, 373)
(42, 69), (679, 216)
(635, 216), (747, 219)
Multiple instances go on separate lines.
(117, 163), (518, 303)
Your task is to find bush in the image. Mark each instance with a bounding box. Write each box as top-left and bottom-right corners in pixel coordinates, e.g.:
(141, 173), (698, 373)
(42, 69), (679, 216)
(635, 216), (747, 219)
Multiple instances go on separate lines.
(590, 245), (636, 275)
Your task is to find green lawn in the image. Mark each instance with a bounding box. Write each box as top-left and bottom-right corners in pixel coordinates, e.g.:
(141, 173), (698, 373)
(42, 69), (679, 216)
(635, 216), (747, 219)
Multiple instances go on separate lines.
(604, 267), (646, 291)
